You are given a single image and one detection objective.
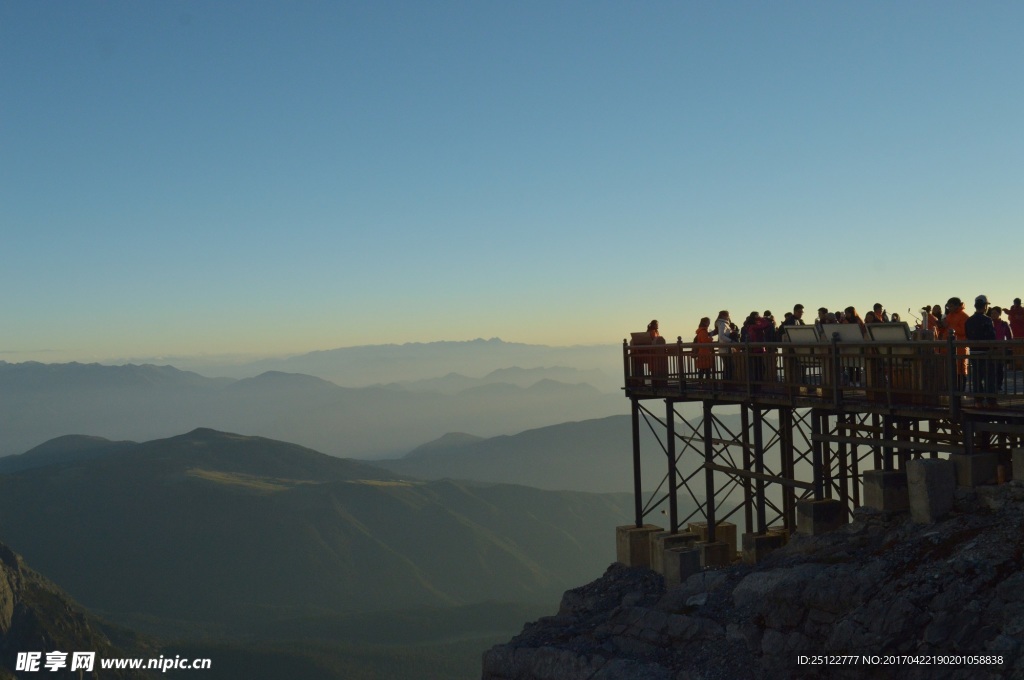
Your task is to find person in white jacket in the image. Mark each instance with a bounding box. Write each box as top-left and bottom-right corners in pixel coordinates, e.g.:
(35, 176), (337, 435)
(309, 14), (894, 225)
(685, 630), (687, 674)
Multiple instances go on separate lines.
(714, 311), (736, 381)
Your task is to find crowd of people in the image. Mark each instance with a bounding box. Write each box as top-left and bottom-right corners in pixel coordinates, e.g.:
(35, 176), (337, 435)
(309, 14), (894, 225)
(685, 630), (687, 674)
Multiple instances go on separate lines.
(638, 297), (1024, 400)
(646, 298), (1024, 350)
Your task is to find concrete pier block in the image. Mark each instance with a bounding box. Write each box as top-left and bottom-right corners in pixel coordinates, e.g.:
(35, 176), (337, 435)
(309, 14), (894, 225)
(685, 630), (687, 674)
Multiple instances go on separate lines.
(650, 532), (699, 574)
(687, 521), (737, 557)
(766, 526), (790, 545)
(741, 532), (787, 564)
(862, 469), (909, 512)
(1011, 448), (1024, 482)
(663, 547), (701, 588)
(615, 524), (663, 568)
(949, 452), (998, 488)
(796, 499), (847, 536)
(906, 459), (956, 524)
(698, 541), (733, 568)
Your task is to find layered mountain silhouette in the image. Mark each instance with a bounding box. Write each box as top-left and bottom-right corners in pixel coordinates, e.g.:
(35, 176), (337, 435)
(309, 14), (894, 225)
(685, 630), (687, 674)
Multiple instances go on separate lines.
(386, 366), (614, 394)
(154, 338), (623, 389)
(0, 429), (631, 636)
(0, 360), (623, 459)
(377, 414), (712, 494)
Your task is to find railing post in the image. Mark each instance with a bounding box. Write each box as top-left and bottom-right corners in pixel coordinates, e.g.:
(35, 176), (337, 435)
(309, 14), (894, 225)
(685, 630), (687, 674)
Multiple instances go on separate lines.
(622, 339), (631, 395)
(744, 337), (752, 399)
(947, 331), (960, 418)
(831, 332), (842, 409)
(885, 345), (893, 409)
(677, 336), (685, 395)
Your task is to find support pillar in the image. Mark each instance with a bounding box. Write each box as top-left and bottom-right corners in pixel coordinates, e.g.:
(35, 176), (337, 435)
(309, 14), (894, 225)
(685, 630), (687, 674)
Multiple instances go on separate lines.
(631, 398), (643, 527)
(666, 400), (678, 533)
(703, 401), (716, 543)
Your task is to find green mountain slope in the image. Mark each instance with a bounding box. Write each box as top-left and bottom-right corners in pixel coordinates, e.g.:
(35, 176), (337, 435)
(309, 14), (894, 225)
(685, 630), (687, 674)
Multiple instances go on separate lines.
(0, 429), (631, 636)
(374, 415), (676, 493)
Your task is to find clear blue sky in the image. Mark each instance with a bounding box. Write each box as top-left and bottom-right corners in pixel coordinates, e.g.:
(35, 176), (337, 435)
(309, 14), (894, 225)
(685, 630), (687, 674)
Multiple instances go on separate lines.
(3, 1), (1022, 363)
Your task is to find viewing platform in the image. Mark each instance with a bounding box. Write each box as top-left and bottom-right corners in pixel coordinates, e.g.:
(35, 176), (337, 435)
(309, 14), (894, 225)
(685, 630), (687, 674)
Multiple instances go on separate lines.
(617, 324), (1024, 577)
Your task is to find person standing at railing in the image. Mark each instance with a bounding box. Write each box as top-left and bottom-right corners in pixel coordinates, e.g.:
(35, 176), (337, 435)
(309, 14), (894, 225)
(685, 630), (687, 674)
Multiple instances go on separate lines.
(744, 312), (773, 386)
(782, 304), (806, 326)
(843, 307), (867, 337)
(694, 317), (715, 381)
(1008, 298), (1024, 370)
(646, 320), (668, 386)
(872, 303), (890, 323)
(918, 305), (941, 338)
(714, 311), (736, 381)
(966, 295), (997, 407)
(945, 297), (970, 391)
(990, 306), (1012, 396)
(930, 304), (947, 338)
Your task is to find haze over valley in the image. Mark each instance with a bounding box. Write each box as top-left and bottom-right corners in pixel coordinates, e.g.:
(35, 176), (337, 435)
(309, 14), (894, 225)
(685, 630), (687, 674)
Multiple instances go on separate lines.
(0, 340), (625, 460)
(0, 340), (654, 678)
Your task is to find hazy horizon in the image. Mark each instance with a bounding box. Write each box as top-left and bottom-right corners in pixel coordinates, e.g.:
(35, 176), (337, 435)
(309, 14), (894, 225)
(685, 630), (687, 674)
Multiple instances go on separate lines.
(0, 336), (619, 368)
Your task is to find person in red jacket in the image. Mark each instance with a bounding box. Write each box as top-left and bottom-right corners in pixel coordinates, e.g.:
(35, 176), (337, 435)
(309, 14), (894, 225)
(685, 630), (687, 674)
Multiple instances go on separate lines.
(1008, 298), (1024, 369)
(944, 297), (970, 390)
(1008, 298), (1024, 337)
(693, 317), (715, 381)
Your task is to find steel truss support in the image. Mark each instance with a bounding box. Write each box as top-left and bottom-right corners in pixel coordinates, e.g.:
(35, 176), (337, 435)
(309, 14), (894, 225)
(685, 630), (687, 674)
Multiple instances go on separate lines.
(627, 396), (1024, 540)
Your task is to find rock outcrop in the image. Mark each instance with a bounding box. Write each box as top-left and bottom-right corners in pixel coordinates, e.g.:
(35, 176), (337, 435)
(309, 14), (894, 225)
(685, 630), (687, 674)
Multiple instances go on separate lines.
(483, 482), (1024, 679)
(0, 542), (151, 679)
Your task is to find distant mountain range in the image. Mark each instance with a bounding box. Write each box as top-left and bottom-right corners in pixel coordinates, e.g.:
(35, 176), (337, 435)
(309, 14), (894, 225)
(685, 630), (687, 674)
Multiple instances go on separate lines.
(377, 415), (681, 494)
(386, 365), (615, 394)
(0, 429), (633, 636)
(137, 338), (624, 389)
(0, 360), (623, 458)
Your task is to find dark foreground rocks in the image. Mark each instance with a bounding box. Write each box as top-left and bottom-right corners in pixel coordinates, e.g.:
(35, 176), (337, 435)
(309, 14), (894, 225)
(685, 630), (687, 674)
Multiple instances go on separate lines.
(483, 482), (1024, 679)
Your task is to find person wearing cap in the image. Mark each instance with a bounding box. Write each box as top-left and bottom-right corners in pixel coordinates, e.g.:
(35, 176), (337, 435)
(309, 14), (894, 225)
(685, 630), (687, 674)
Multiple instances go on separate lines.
(965, 295), (997, 406)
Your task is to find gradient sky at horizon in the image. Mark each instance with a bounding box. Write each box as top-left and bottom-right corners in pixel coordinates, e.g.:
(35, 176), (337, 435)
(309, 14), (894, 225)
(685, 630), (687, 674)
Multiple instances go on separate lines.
(3, 1), (1022, 364)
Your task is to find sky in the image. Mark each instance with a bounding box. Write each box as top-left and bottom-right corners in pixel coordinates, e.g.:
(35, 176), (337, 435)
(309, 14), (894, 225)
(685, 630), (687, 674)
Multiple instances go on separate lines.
(3, 1), (1022, 364)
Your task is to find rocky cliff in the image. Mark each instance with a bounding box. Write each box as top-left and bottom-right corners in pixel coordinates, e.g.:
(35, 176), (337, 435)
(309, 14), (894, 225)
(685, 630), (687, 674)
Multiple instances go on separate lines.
(483, 481), (1024, 679)
(0, 542), (151, 679)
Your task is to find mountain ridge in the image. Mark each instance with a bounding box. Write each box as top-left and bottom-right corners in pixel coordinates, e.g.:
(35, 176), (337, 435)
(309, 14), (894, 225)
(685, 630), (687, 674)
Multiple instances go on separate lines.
(0, 428), (631, 636)
(0, 359), (622, 458)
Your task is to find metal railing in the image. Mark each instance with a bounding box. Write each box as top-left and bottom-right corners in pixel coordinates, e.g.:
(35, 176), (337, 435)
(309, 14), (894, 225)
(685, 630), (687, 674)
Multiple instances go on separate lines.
(624, 335), (1024, 412)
